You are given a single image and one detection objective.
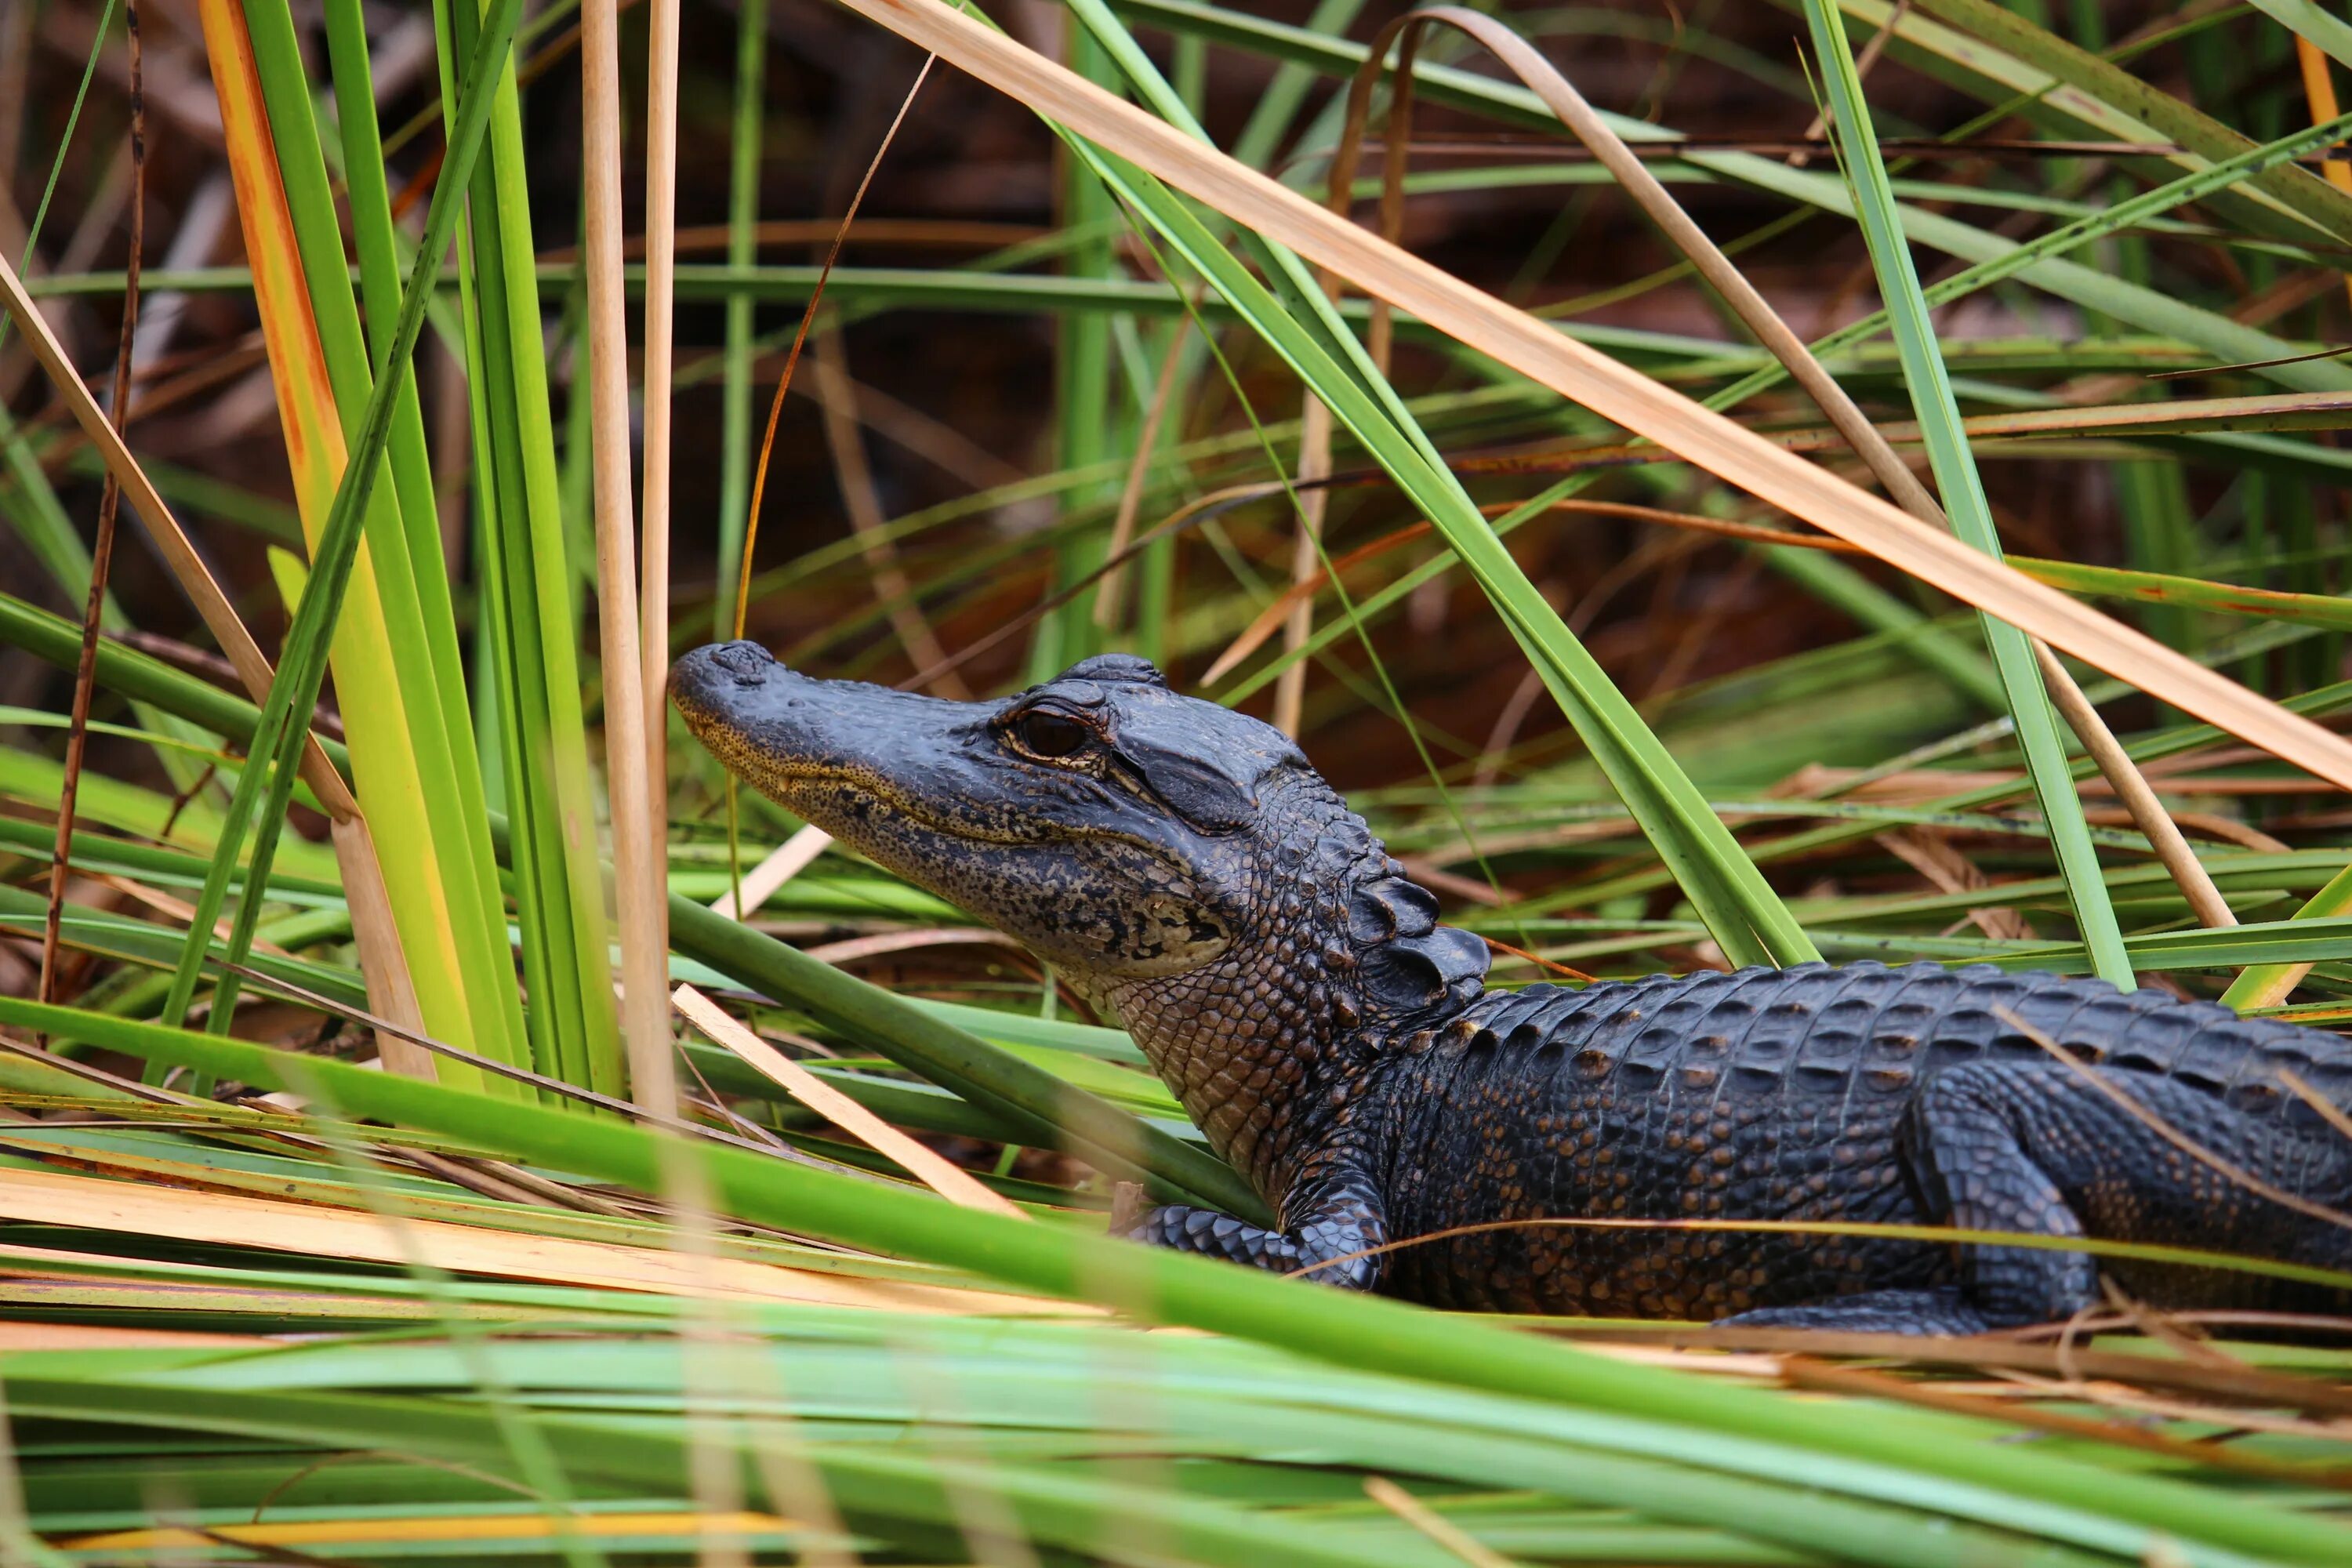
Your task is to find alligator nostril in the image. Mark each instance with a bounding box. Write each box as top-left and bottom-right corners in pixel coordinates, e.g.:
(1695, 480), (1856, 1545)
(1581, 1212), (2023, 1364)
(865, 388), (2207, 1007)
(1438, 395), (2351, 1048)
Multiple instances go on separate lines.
(710, 641), (776, 684)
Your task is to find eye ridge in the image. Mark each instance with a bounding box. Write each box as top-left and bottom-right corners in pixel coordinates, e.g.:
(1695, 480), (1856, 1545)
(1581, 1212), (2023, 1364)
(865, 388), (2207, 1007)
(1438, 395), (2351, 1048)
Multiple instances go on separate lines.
(1012, 708), (1094, 760)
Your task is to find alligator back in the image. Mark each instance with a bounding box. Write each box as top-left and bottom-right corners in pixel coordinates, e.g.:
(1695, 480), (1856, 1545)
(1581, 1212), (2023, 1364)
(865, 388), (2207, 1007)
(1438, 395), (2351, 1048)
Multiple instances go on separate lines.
(1367, 960), (2352, 1316)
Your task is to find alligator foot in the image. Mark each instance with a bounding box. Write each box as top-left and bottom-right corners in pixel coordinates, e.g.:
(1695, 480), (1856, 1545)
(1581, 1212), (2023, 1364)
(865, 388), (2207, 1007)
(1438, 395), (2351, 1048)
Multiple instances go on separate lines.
(1122, 1153), (1391, 1290)
(1713, 1289), (1995, 1336)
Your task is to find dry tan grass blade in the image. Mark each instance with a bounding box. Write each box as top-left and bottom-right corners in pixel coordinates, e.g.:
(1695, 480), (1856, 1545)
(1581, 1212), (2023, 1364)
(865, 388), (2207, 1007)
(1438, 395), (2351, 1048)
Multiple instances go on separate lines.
(582, 0), (677, 1118)
(1364, 1475), (1518, 1568)
(2031, 641), (2237, 931)
(0, 1163), (1062, 1314)
(0, 249), (427, 1068)
(1335, 6), (1943, 523)
(1345, 9), (2228, 924)
(637, 0), (682, 1098)
(673, 983), (1025, 1218)
(815, 330), (971, 699)
(1275, 396), (1333, 739)
(0, 252), (354, 820)
(835, 0), (2352, 792)
(707, 824), (834, 920)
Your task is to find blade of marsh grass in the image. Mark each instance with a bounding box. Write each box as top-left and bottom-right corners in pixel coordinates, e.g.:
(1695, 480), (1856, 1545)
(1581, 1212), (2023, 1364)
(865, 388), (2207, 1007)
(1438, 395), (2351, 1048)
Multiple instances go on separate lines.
(914, 0), (2352, 800)
(1802, 0), (2132, 989)
(192, 0), (424, 1036)
(1906, 0), (2352, 241)
(247, 0), (529, 1083)
(11, 1003), (2350, 1568)
(40, 0), (140, 1014)
(7, 1374), (1457, 1568)
(1058, 0), (1819, 968)
(639, 0), (681, 1057)
(17, 1319), (2313, 1567)
(436, 0), (623, 1100)
(315, 0), (530, 1083)
(2258, 0), (2352, 73)
(169, 0), (527, 1061)
(712, 0), (768, 641)
(673, 983), (1024, 1218)
(580, 0), (675, 1116)
(1031, 24), (1123, 684)
(1113, 0), (2352, 397)
(2222, 859), (2352, 1011)
(0, 1161), (1019, 1312)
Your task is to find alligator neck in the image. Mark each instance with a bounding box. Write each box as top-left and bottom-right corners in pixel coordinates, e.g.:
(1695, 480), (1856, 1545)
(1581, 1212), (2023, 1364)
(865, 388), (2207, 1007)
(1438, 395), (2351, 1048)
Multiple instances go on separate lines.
(1093, 769), (1490, 1199)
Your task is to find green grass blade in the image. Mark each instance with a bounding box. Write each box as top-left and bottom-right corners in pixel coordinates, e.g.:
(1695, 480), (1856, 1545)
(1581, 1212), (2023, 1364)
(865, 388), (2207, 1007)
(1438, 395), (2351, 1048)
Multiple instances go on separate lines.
(8, 1000), (2346, 1568)
(160, 0), (528, 1034)
(1803, 0), (2131, 986)
(711, 0), (768, 639)
(1056, 0), (1818, 967)
(435, 0), (622, 1098)
(1904, 0), (2352, 243)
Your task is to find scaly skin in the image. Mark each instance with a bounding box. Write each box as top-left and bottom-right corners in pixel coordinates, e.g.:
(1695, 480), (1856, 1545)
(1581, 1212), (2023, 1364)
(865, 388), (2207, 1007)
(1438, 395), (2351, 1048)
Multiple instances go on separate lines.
(673, 643), (2352, 1332)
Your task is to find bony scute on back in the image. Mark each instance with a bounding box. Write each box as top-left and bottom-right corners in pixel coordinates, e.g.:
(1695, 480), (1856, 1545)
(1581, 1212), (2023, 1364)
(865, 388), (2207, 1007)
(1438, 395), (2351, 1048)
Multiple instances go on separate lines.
(676, 641), (2352, 1333)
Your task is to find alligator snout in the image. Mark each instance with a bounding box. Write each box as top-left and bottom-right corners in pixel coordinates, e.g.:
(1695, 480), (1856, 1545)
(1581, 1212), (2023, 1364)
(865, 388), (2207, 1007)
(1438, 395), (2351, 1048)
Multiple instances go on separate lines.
(677, 639), (775, 691)
(670, 642), (788, 734)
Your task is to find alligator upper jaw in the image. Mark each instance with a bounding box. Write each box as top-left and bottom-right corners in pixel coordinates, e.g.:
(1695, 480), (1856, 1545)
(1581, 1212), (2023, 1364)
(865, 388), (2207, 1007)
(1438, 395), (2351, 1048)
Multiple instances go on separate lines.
(671, 641), (1028, 845)
(672, 641), (957, 787)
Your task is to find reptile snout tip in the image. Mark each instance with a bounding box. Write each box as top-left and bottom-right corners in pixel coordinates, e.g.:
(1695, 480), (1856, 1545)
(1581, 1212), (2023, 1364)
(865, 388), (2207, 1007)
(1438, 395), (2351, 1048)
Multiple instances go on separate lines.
(670, 642), (789, 726)
(706, 640), (777, 684)
(673, 640), (775, 699)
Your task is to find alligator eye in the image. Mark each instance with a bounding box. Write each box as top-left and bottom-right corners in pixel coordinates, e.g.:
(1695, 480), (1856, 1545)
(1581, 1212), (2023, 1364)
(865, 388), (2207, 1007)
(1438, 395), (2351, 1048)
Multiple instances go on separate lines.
(1014, 710), (1092, 759)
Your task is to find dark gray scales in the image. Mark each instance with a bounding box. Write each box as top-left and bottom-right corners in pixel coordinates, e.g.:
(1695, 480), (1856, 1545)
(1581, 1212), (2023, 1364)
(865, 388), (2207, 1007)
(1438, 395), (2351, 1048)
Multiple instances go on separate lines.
(674, 644), (2352, 1334)
(1365, 963), (2352, 1325)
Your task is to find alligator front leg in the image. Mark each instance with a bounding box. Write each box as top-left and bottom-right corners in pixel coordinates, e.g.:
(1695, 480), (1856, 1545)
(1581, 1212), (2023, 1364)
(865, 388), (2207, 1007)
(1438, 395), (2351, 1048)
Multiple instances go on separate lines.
(1123, 1152), (1389, 1291)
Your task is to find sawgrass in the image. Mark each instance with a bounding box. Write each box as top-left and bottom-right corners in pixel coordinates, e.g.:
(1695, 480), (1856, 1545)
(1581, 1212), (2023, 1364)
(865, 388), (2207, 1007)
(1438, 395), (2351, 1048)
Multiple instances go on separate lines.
(7, 1), (2352, 1563)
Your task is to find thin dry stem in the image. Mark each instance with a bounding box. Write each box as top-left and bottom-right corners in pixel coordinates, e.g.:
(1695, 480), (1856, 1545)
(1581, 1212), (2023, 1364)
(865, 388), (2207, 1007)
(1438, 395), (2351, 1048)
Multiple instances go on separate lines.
(673, 984), (1024, 1218)
(581, 0), (676, 1118)
(2031, 640), (2237, 930)
(45, 0), (142, 1011)
(813, 329), (968, 698)
(1092, 315), (1191, 630)
(1273, 394), (1332, 739)
(639, 0), (682, 1033)
(707, 824), (834, 920)
(735, 56), (936, 639)
(1363, 1477), (1518, 1568)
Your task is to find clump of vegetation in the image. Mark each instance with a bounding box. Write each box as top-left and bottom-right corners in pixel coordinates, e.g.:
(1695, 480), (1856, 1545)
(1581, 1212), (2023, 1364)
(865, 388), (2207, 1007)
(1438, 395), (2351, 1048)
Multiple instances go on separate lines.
(0, 0), (2350, 1562)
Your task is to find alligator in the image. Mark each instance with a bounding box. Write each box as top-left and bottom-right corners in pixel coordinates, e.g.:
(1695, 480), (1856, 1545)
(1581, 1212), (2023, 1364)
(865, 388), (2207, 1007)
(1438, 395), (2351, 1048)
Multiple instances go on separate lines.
(673, 642), (2352, 1333)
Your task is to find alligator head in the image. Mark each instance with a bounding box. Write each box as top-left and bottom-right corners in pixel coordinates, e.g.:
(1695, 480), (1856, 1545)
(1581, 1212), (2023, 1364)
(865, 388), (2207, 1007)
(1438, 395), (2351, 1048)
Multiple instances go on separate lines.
(672, 641), (1490, 1183)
